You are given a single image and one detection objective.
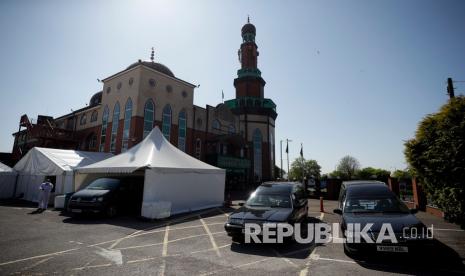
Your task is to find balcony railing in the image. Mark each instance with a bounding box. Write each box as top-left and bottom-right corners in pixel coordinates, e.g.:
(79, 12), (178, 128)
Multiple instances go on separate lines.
(207, 154), (251, 170)
(225, 97), (276, 112)
(237, 68), (261, 78)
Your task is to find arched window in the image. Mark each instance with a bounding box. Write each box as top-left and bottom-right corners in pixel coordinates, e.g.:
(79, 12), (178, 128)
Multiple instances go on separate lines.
(110, 102), (120, 153)
(195, 138), (202, 159)
(91, 111), (98, 122)
(122, 98), (132, 152)
(143, 99), (154, 138)
(99, 105), (109, 152)
(178, 110), (187, 151)
(253, 128), (262, 181)
(212, 119), (220, 130)
(228, 124), (236, 134)
(80, 114), (86, 125)
(89, 134), (97, 149)
(162, 104), (172, 140)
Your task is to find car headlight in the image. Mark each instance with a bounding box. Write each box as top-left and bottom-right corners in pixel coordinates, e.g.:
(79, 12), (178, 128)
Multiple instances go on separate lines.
(229, 218), (243, 225)
(97, 197), (104, 202)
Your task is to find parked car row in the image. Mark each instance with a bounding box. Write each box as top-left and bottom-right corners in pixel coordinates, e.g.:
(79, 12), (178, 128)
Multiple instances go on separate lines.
(225, 180), (433, 258)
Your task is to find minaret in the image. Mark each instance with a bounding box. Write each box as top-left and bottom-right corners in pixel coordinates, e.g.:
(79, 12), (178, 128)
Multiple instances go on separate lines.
(226, 18), (277, 184)
(234, 17), (265, 98)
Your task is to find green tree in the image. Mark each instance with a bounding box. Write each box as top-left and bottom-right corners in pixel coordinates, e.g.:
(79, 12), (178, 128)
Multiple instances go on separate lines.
(405, 96), (465, 225)
(274, 165), (285, 179)
(335, 155), (361, 180)
(289, 157), (321, 181)
(391, 169), (412, 180)
(356, 167), (391, 181)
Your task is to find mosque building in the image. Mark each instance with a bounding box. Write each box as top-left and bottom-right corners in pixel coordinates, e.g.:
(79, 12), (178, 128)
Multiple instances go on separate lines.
(11, 19), (277, 189)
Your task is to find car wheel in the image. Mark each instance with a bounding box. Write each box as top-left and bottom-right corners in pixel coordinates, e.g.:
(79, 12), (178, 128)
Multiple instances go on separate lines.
(106, 205), (117, 218)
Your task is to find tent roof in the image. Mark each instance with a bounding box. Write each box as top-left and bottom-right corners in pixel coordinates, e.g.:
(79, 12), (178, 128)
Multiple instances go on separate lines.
(77, 127), (224, 174)
(14, 147), (113, 175)
(0, 161), (16, 175)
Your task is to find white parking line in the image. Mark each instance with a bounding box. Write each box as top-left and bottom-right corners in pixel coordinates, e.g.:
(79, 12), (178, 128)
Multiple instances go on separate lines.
(108, 229), (144, 249)
(116, 231), (224, 251)
(94, 220), (225, 247)
(298, 245), (319, 276)
(126, 244), (231, 264)
(162, 225), (170, 256)
(200, 216), (222, 257)
(72, 263), (112, 271)
(216, 207), (230, 218)
(190, 243), (231, 254)
(200, 245), (314, 275)
(126, 254), (181, 264)
(159, 225), (170, 276)
(21, 256), (54, 271)
(94, 246), (123, 266)
(271, 248), (298, 268)
(434, 228), (465, 232)
(0, 210), (227, 268)
(0, 247), (80, 267)
(317, 257), (356, 264)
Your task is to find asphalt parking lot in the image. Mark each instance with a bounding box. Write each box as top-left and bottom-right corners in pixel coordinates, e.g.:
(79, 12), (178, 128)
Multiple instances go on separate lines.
(0, 199), (464, 276)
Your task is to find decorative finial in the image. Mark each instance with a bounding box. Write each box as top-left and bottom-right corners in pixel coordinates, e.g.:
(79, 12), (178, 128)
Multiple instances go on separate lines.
(150, 47), (154, 62)
(247, 15), (250, 23)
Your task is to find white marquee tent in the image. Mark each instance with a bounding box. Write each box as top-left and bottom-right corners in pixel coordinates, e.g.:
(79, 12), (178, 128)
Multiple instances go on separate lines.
(13, 148), (113, 202)
(0, 162), (17, 199)
(76, 127), (226, 218)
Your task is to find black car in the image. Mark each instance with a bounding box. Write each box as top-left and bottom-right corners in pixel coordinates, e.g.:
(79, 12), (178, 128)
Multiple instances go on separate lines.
(68, 176), (144, 217)
(224, 182), (308, 240)
(333, 181), (432, 256)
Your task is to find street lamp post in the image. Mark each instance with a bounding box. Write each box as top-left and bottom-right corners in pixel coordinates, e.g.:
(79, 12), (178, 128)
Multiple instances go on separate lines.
(280, 140), (283, 179)
(286, 139), (292, 181)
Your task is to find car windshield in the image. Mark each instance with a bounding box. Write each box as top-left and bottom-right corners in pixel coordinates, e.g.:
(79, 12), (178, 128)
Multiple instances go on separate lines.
(246, 192), (291, 208)
(344, 196), (410, 214)
(86, 178), (121, 190)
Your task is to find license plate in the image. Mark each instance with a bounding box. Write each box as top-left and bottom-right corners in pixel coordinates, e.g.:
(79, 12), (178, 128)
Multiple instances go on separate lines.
(376, 245), (408, 253)
(71, 209), (82, 213)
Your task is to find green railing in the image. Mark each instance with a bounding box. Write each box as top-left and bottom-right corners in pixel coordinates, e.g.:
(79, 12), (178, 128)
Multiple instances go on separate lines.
(217, 155), (251, 169)
(237, 68), (261, 78)
(225, 97), (276, 112)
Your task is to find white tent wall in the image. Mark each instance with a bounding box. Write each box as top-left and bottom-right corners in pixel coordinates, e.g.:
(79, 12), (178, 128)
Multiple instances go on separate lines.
(0, 174), (17, 199)
(16, 175), (45, 202)
(143, 168), (225, 217)
(63, 173), (74, 194)
(0, 162), (17, 199)
(13, 148), (113, 203)
(55, 175), (65, 195)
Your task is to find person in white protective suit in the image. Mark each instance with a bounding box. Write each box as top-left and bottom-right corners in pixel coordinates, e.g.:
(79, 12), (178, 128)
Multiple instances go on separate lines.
(37, 178), (54, 212)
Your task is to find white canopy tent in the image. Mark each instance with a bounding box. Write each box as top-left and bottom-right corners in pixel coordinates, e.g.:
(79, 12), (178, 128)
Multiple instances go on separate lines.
(76, 127), (226, 218)
(0, 162), (17, 199)
(13, 148), (113, 202)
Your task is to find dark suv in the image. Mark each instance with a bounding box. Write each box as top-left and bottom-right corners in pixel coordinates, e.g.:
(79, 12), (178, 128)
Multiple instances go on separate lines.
(333, 181), (432, 256)
(224, 182), (308, 240)
(68, 177), (144, 217)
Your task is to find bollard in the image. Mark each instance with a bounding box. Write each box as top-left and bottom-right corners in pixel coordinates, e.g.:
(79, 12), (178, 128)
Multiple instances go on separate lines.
(320, 196), (324, 213)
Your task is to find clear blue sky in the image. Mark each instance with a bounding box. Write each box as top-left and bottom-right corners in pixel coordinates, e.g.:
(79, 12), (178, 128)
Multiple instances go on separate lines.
(1, 0), (464, 173)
